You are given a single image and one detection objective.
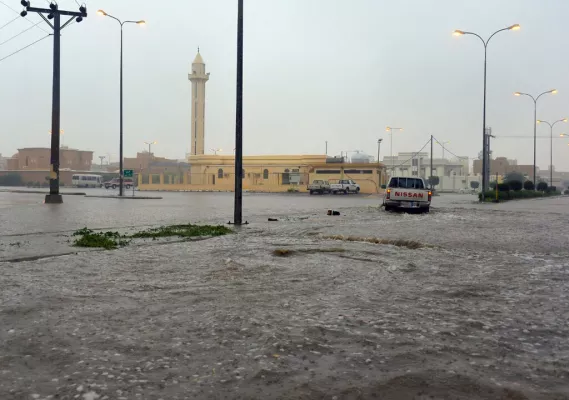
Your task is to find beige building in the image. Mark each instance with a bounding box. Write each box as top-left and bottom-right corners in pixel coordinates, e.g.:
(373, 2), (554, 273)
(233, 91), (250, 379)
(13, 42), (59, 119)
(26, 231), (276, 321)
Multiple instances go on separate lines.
(188, 51), (209, 156)
(6, 147), (93, 171)
(139, 154), (384, 194)
(139, 52), (386, 193)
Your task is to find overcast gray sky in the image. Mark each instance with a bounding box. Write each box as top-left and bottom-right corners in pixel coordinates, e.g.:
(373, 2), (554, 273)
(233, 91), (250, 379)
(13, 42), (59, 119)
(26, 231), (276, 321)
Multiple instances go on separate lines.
(2, 0), (569, 170)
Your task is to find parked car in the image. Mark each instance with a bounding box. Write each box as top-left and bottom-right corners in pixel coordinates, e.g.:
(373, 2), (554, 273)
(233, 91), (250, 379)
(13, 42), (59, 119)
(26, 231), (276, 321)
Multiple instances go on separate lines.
(330, 179), (360, 194)
(383, 177), (431, 213)
(104, 178), (134, 189)
(308, 180), (331, 195)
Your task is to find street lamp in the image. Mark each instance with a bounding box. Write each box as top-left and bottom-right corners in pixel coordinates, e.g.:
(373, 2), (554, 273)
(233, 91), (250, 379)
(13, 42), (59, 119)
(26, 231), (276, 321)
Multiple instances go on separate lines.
(144, 141), (157, 173)
(537, 118), (567, 186)
(210, 148), (223, 155)
(385, 126), (403, 173)
(514, 89), (557, 189)
(144, 140), (157, 155)
(453, 24), (520, 200)
(98, 9), (145, 196)
(560, 133), (569, 138)
(441, 140), (451, 160)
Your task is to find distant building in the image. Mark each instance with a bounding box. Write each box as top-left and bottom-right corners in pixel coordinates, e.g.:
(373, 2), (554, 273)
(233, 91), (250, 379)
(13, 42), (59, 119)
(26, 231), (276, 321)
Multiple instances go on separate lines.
(6, 147), (93, 171)
(473, 157), (534, 178)
(382, 152), (473, 190)
(0, 147), (93, 186)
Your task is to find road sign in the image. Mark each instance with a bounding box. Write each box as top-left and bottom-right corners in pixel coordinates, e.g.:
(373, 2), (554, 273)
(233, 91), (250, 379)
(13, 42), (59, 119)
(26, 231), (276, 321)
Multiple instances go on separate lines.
(124, 169), (134, 178)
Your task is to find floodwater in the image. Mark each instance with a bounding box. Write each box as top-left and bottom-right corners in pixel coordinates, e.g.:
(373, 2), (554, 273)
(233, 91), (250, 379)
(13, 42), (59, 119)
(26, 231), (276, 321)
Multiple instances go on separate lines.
(1, 190), (568, 399)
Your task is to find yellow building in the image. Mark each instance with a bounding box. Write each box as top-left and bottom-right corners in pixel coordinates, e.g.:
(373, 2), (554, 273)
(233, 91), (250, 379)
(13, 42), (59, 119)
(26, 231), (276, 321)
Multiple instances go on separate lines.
(138, 51), (386, 194)
(139, 154), (385, 193)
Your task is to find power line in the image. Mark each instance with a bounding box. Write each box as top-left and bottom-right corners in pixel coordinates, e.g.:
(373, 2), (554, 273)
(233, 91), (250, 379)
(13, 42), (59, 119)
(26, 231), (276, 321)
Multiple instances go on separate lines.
(0, 34), (50, 63)
(0, 16), (19, 31)
(431, 136), (465, 161)
(391, 138), (432, 169)
(0, 21), (41, 46)
(0, 0), (49, 34)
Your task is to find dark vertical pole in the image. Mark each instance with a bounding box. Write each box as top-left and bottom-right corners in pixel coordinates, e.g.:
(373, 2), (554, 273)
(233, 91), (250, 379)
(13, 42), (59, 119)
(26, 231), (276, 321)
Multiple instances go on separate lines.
(533, 101), (537, 190)
(550, 124), (553, 187)
(234, 0), (244, 225)
(47, 12), (62, 203)
(430, 135), (433, 190)
(119, 24), (124, 197)
(481, 45), (488, 201)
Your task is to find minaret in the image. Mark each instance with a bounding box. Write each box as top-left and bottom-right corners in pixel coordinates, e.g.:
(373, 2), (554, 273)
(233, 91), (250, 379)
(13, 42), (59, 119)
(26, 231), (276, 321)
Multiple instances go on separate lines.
(188, 50), (209, 156)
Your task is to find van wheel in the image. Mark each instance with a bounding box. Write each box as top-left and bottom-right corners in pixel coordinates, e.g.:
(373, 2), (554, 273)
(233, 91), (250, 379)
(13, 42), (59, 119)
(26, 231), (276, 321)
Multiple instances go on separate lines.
(356, 187), (360, 193)
(126, 185), (131, 189)
(111, 184), (117, 189)
(309, 190), (314, 195)
(344, 189), (348, 195)
(423, 207), (430, 213)
(384, 205), (392, 212)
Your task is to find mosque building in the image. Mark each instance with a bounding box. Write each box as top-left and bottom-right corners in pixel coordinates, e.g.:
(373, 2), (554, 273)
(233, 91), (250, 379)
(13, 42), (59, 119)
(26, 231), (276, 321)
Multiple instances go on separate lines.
(138, 52), (385, 193)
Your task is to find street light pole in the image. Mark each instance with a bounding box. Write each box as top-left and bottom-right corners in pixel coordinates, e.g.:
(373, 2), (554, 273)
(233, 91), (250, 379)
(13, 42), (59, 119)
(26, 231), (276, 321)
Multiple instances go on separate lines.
(514, 89), (557, 189)
(377, 139), (383, 163)
(234, 0), (244, 225)
(442, 141), (450, 160)
(453, 24), (520, 201)
(385, 126), (403, 174)
(537, 118), (567, 187)
(98, 10), (145, 197)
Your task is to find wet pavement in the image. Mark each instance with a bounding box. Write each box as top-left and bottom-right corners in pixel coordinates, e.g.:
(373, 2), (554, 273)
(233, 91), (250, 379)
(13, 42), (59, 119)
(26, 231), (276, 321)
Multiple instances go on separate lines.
(1, 189), (568, 399)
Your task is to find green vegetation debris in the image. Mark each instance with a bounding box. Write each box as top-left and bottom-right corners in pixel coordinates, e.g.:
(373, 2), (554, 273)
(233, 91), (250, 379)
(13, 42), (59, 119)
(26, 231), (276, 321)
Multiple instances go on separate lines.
(72, 224), (232, 250)
(72, 228), (129, 250)
(130, 224), (232, 239)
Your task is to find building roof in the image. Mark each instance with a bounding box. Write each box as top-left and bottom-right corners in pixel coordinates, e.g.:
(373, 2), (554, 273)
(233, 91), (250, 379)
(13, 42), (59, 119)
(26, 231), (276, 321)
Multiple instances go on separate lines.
(193, 52), (204, 64)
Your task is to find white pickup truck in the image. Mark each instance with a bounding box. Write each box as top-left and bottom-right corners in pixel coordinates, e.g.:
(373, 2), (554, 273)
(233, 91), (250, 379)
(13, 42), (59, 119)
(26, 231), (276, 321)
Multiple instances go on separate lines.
(383, 177), (431, 212)
(330, 179), (360, 194)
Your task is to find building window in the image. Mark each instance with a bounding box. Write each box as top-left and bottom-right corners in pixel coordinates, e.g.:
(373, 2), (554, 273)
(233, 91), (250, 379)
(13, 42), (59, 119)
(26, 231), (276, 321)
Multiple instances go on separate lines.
(218, 168), (223, 179)
(282, 169), (290, 185)
(263, 169), (269, 179)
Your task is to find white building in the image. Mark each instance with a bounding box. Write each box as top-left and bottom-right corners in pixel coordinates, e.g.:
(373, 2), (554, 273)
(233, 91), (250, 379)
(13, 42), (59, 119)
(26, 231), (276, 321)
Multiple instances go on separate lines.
(382, 152), (479, 191)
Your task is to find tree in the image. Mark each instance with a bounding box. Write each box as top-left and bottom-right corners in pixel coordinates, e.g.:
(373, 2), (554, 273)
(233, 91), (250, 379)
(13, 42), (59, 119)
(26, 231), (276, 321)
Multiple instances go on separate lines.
(470, 181), (480, 190)
(0, 173), (24, 187)
(497, 183), (510, 192)
(428, 176), (440, 186)
(537, 181), (548, 192)
(504, 172), (525, 184)
(509, 180), (523, 191)
(524, 180), (535, 191)
(489, 181), (497, 190)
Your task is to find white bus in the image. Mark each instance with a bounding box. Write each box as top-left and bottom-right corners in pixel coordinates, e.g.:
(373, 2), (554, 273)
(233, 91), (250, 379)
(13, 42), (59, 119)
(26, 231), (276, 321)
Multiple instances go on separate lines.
(72, 174), (103, 188)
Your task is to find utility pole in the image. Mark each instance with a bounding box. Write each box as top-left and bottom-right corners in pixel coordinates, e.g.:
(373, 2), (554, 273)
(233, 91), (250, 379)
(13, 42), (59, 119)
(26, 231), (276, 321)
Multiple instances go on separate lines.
(20, 1), (87, 204)
(430, 135), (434, 190)
(325, 141), (328, 156)
(485, 130), (495, 187)
(233, 0), (244, 225)
(99, 156), (106, 169)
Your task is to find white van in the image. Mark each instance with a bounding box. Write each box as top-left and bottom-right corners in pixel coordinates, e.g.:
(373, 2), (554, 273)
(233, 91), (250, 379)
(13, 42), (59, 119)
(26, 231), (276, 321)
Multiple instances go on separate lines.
(72, 174), (103, 188)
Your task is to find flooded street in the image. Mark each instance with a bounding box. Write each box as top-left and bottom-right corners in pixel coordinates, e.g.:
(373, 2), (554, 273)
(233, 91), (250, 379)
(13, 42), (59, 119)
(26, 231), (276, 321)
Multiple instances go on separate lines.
(1, 191), (568, 399)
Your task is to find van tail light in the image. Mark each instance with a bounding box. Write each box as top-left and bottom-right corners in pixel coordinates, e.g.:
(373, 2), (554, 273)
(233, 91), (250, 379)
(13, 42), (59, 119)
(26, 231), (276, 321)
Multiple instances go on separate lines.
(428, 191), (432, 201)
(386, 189), (391, 200)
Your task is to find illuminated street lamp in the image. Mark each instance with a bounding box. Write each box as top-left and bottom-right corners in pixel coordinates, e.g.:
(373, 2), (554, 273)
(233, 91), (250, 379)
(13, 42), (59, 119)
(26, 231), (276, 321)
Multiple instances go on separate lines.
(537, 118), (567, 186)
(98, 9), (146, 196)
(453, 24), (520, 200)
(385, 126), (403, 173)
(210, 148), (223, 155)
(514, 89), (557, 189)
